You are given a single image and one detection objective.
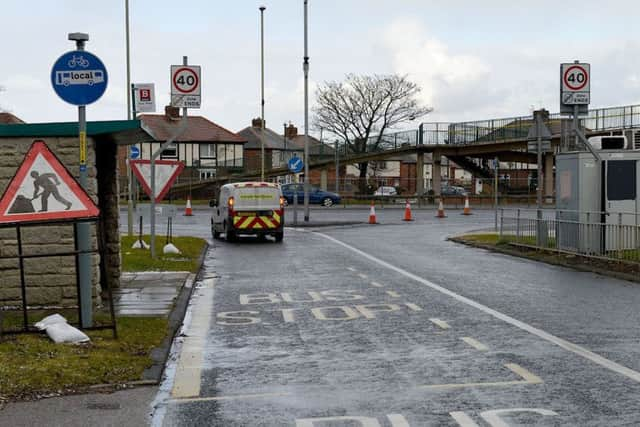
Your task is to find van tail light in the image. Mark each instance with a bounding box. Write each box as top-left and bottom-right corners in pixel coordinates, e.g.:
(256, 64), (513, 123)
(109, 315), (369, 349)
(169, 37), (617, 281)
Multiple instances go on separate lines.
(280, 196), (285, 209)
(228, 196), (235, 214)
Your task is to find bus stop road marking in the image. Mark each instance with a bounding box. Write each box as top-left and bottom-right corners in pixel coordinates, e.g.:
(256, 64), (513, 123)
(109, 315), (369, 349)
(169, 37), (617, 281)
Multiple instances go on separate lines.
(316, 231), (640, 384)
(429, 318), (450, 329)
(461, 337), (489, 351)
(416, 363), (542, 391)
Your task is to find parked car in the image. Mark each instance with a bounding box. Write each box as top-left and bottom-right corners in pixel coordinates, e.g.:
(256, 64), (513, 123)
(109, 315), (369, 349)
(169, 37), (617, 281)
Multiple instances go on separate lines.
(373, 186), (397, 196)
(280, 184), (341, 207)
(441, 185), (468, 196)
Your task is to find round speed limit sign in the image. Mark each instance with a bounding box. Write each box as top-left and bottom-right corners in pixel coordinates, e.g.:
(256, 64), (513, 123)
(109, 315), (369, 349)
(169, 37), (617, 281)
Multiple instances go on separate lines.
(562, 63), (590, 92)
(171, 65), (201, 95)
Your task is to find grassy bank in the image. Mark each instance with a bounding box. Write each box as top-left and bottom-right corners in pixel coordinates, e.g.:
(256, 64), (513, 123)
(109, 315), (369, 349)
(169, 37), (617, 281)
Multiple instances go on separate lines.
(121, 235), (207, 272)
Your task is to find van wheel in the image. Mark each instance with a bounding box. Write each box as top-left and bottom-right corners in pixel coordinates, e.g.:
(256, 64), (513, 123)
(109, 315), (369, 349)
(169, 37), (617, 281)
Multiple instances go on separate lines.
(225, 222), (237, 242)
(212, 228), (220, 239)
(274, 231), (284, 242)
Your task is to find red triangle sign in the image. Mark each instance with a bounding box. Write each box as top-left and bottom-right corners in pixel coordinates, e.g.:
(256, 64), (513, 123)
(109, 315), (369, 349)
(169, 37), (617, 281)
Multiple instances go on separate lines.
(0, 140), (100, 224)
(130, 160), (185, 203)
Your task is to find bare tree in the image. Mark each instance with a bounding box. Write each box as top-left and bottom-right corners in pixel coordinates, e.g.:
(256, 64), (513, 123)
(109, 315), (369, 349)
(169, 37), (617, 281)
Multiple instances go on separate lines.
(314, 74), (432, 191)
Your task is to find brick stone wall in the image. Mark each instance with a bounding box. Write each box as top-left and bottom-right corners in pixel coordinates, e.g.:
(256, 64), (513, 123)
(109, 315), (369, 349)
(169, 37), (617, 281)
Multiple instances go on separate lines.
(0, 137), (101, 308)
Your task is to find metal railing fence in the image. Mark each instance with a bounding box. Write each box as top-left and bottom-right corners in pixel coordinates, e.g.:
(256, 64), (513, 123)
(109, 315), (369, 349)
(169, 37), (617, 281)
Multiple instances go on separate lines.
(499, 208), (640, 263)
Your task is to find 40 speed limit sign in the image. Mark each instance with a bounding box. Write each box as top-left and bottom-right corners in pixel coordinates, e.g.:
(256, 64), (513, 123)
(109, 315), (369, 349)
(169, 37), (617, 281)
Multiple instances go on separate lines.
(560, 62), (590, 109)
(170, 65), (201, 108)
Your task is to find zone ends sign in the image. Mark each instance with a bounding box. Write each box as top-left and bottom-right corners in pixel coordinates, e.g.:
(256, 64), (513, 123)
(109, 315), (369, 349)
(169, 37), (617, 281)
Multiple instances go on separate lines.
(560, 62), (590, 112)
(170, 65), (201, 109)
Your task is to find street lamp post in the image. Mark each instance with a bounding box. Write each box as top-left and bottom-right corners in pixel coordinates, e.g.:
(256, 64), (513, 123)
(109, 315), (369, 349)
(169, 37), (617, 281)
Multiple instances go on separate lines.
(259, 5), (266, 182)
(303, 0), (310, 221)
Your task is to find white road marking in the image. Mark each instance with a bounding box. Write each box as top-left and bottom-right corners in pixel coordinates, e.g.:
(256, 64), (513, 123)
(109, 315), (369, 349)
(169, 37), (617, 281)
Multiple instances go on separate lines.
(386, 414), (411, 427)
(416, 363), (542, 390)
(386, 290), (401, 298)
(358, 273), (368, 279)
(405, 303), (423, 311)
(172, 392), (291, 403)
(461, 337), (489, 351)
(347, 267), (357, 272)
(316, 232), (640, 384)
(429, 318), (450, 329)
(370, 281), (384, 288)
(449, 411), (480, 427)
(171, 278), (214, 398)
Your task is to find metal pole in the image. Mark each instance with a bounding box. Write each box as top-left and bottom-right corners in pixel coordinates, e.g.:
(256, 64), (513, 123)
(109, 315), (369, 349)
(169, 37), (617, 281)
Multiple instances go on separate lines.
(303, 0), (310, 222)
(70, 34), (92, 327)
(494, 157), (498, 231)
(126, 1), (134, 237)
(151, 56), (189, 258)
(335, 140), (339, 193)
(535, 110), (544, 246)
(127, 83), (136, 237)
(260, 6), (266, 182)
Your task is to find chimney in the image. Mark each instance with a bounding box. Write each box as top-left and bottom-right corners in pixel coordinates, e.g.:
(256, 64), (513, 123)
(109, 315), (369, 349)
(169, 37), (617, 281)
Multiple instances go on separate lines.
(165, 105), (180, 120)
(285, 123), (298, 139)
(251, 117), (265, 128)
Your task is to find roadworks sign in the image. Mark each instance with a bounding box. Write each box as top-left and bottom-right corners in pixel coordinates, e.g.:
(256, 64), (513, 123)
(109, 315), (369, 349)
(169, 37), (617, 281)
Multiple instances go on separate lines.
(0, 140), (100, 224)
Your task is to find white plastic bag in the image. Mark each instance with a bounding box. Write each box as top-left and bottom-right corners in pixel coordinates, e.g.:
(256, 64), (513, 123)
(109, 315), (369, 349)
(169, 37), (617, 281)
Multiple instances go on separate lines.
(45, 322), (90, 344)
(34, 313), (68, 330)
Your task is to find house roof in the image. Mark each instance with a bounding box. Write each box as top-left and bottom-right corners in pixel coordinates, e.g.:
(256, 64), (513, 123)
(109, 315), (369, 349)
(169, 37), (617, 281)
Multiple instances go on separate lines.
(237, 126), (296, 150)
(139, 114), (246, 143)
(0, 112), (25, 124)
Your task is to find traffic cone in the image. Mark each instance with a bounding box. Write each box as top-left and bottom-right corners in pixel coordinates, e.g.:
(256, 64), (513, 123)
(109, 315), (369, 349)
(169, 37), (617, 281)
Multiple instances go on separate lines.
(436, 199), (446, 218)
(462, 196), (472, 215)
(368, 202), (377, 224)
(403, 199), (413, 221)
(184, 196), (193, 216)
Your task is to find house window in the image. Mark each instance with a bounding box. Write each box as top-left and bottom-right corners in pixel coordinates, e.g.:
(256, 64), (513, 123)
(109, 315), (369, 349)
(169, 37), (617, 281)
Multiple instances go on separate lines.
(199, 169), (216, 180)
(161, 142), (177, 158)
(199, 144), (216, 158)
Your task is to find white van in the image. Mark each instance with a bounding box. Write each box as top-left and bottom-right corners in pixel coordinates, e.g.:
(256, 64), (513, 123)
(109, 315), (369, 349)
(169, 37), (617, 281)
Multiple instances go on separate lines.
(210, 182), (285, 242)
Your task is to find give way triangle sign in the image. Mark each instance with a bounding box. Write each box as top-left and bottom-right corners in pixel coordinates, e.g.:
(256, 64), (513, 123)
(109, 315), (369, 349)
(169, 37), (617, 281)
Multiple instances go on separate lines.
(130, 159), (185, 203)
(0, 140), (100, 224)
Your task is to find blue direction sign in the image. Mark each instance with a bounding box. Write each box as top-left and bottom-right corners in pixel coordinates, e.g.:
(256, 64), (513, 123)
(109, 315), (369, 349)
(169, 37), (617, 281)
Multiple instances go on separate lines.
(130, 146), (140, 159)
(288, 156), (304, 173)
(51, 50), (108, 106)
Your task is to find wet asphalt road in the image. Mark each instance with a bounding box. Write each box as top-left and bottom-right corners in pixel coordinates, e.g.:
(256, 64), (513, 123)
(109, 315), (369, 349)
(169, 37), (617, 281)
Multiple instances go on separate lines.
(124, 206), (640, 426)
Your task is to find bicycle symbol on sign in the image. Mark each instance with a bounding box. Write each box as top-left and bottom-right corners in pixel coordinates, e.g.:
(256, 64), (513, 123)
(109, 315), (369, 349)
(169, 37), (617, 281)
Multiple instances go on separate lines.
(67, 55), (89, 68)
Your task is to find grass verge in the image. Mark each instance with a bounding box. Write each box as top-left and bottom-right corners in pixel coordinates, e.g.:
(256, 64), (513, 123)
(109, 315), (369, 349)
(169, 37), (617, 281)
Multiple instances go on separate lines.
(121, 235), (207, 272)
(0, 316), (167, 401)
(452, 233), (640, 283)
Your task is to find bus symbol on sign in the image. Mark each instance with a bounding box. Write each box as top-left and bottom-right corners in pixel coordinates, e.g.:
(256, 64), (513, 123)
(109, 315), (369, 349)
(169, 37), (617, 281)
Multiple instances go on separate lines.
(55, 70), (105, 87)
(139, 89), (151, 101)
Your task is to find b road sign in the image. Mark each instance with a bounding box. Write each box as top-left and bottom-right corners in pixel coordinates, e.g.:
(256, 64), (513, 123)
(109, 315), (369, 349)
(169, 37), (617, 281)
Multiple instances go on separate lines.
(133, 83), (156, 113)
(170, 65), (201, 108)
(51, 50), (108, 106)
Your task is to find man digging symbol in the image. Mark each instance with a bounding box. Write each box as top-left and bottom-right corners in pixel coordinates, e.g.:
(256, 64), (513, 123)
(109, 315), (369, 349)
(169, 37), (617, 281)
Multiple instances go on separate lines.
(31, 170), (72, 211)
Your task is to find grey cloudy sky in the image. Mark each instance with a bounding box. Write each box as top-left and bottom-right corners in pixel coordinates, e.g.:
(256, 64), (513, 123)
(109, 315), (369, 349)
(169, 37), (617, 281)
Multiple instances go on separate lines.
(2, 1), (640, 136)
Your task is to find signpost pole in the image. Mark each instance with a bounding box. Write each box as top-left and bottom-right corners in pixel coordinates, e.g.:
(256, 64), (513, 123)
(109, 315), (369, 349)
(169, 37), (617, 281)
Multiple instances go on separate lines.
(303, 0), (310, 222)
(127, 84), (137, 237)
(151, 57), (190, 258)
(535, 110), (544, 246)
(494, 157), (498, 231)
(69, 33), (92, 328)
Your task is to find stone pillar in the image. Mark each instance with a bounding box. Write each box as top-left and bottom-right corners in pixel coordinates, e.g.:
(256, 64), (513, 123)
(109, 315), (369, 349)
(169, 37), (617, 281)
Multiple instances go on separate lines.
(544, 153), (554, 203)
(320, 168), (328, 190)
(416, 152), (424, 196)
(432, 151), (442, 196)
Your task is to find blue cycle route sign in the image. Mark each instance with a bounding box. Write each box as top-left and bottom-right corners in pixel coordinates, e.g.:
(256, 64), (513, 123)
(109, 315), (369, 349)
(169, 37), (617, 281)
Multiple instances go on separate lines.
(51, 50), (108, 106)
(288, 156), (304, 173)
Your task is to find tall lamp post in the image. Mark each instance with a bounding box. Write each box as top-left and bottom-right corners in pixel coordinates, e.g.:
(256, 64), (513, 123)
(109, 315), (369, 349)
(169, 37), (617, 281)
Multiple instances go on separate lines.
(259, 5), (266, 181)
(303, 0), (310, 221)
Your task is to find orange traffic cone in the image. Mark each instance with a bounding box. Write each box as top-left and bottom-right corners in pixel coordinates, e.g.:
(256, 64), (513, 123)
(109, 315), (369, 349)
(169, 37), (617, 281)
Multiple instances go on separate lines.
(184, 196), (193, 216)
(368, 202), (377, 224)
(403, 199), (413, 221)
(436, 199), (446, 218)
(462, 196), (472, 215)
